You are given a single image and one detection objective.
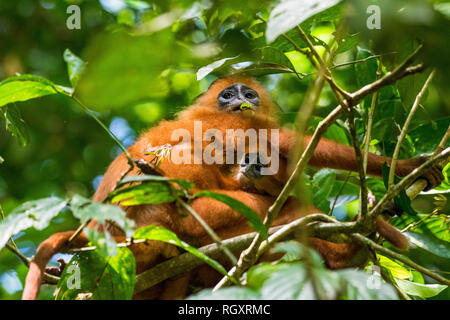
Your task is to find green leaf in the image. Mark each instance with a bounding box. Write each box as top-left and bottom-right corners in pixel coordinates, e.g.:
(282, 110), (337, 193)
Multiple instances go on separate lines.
(395, 279), (447, 298)
(258, 264), (330, 299)
(336, 269), (398, 300)
(336, 33), (360, 54)
(84, 228), (118, 258)
(0, 74), (59, 108)
(197, 56), (240, 80)
(409, 117), (450, 155)
(406, 231), (450, 259)
(0, 197), (68, 250)
(117, 9), (136, 27)
(69, 195), (135, 237)
(109, 182), (177, 206)
(355, 47), (378, 88)
(188, 287), (261, 300)
(266, 0), (342, 43)
(233, 63), (296, 77)
(76, 31), (181, 110)
(312, 169), (336, 213)
(133, 225), (235, 283)
(251, 47), (296, 72)
(63, 49), (85, 87)
(267, 28), (308, 52)
(125, 0), (150, 11)
(311, 117), (349, 145)
(119, 174), (194, 190)
(434, 3), (450, 18)
(270, 241), (304, 262)
(366, 178), (387, 201)
(2, 104), (29, 146)
(55, 247), (136, 300)
(194, 191), (268, 239)
(378, 255), (412, 280)
(382, 163), (417, 216)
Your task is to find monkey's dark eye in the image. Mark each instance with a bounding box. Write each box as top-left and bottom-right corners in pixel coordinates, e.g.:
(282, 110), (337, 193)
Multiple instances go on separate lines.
(253, 163), (263, 173)
(245, 92), (256, 99)
(222, 92), (233, 99)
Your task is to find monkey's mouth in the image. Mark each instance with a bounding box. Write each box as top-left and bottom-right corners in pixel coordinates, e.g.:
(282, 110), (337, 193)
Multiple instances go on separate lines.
(231, 103), (254, 112)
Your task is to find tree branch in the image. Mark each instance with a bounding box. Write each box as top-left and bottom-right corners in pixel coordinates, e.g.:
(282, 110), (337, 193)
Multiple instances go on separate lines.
(389, 70), (435, 188)
(351, 233), (450, 286)
(213, 44), (426, 290)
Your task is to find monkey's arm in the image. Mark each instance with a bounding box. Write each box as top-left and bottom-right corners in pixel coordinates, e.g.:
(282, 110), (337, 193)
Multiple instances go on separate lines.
(307, 135), (415, 176)
(278, 130), (442, 186)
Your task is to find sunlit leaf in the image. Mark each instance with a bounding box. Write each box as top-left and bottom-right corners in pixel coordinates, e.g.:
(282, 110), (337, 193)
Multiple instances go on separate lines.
(84, 228), (118, 258)
(378, 255), (412, 280)
(0, 197), (68, 250)
(109, 182), (177, 206)
(0, 75), (59, 108)
(119, 174), (195, 190)
(395, 279), (447, 298)
(70, 195), (135, 237)
(197, 56), (240, 80)
(266, 0), (342, 43)
(63, 49), (85, 87)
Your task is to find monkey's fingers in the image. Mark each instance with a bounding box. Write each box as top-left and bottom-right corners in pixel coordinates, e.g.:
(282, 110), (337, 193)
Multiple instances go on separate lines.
(419, 165), (444, 191)
(44, 258), (67, 277)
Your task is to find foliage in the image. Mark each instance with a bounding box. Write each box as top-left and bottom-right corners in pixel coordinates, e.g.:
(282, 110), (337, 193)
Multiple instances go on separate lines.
(0, 0), (448, 300)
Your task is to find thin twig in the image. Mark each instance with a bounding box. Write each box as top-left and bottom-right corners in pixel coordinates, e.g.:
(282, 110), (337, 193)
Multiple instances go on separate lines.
(213, 45), (426, 290)
(389, 70), (436, 188)
(352, 233), (450, 286)
(401, 211), (439, 233)
(71, 96), (134, 168)
(363, 62), (382, 173)
(5, 243), (29, 267)
(295, 25), (351, 102)
(5, 243), (59, 285)
(347, 110), (369, 219)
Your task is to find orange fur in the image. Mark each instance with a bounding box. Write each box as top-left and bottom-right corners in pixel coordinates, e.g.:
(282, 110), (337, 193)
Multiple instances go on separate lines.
(23, 76), (429, 300)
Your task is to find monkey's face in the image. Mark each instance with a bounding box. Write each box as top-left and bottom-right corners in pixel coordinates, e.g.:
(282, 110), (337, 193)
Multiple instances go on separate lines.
(237, 153), (286, 197)
(217, 83), (260, 114)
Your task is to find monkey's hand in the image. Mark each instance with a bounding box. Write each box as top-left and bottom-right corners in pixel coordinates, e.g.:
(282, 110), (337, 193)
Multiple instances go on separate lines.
(397, 157), (445, 191)
(44, 258), (67, 277)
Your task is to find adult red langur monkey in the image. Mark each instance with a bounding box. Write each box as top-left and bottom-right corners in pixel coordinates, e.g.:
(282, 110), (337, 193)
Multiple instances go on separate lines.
(22, 76), (443, 299)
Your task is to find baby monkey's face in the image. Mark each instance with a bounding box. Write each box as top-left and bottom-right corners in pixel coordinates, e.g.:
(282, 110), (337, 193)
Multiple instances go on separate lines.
(237, 153), (287, 197)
